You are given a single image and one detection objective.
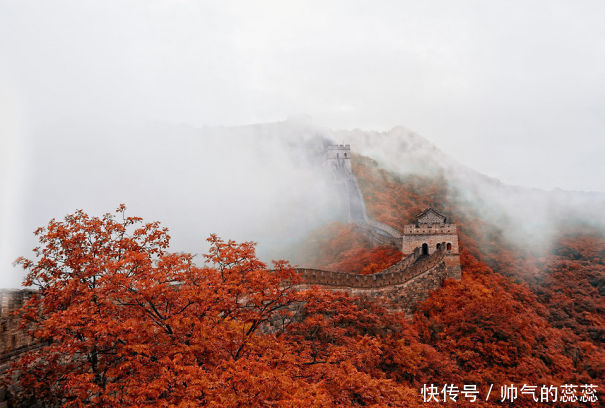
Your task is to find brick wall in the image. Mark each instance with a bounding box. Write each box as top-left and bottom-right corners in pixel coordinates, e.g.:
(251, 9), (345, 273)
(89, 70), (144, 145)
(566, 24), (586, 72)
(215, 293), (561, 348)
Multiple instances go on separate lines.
(295, 242), (460, 314)
(297, 257), (449, 315)
(0, 290), (36, 362)
(0, 289), (38, 407)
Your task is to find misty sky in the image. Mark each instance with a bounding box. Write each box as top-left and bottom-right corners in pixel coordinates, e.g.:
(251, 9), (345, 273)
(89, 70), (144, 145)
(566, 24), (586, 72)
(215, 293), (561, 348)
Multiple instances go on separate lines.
(1, 0), (604, 191)
(1, 1), (605, 287)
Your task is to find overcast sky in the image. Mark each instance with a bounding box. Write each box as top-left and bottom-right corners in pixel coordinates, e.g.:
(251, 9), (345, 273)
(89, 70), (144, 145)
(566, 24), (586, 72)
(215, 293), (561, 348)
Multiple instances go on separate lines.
(2, 0), (604, 190)
(1, 1), (605, 286)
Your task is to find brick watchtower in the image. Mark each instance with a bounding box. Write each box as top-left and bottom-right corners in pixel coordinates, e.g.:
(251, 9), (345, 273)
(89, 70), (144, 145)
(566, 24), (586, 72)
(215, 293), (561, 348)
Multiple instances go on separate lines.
(401, 208), (461, 279)
(325, 144), (352, 173)
(325, 144), (368, 224)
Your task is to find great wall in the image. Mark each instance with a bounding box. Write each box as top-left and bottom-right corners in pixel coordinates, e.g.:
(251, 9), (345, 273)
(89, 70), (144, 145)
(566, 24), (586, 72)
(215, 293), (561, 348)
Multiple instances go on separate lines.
(0, 144), (462, 397)
(312, 144), (461, 291)
(294, 245), (451, 314)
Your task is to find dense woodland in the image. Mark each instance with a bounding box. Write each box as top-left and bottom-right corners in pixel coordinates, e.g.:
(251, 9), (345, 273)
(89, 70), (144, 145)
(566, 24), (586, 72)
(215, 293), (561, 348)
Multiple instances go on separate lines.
(5, 156), (604, 407)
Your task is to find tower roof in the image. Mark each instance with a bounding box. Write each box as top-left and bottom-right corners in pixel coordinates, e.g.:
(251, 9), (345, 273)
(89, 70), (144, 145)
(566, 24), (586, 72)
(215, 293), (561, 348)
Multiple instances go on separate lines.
(415, 208), (447, 224)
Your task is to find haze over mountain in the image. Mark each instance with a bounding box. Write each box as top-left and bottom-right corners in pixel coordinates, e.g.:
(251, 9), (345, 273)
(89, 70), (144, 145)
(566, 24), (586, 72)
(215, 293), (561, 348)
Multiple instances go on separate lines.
(2, 1), (604, 193)
(2, 119), (603, 288)
(335, 126), (605, 249)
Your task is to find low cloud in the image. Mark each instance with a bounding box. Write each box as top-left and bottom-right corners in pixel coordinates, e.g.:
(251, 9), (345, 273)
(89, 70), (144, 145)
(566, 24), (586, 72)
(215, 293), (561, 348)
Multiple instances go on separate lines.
(337, 126), (605, 252)
(3, 119), (343, 288)
(4, 120), (603, 288)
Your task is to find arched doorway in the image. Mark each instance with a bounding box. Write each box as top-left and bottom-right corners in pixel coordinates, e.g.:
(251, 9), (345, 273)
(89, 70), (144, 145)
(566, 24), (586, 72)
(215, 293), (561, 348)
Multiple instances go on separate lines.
(436, 243), (441, 250)
(422, 243), (429, 255)
(447, 243), (452, 251)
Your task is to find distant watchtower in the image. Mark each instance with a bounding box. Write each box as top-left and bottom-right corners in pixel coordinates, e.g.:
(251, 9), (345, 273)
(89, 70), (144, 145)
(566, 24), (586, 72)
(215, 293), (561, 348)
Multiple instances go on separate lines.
(326, 144), (352, 173)
(325, 144), (368, 223)
(401, 208), (461, 279)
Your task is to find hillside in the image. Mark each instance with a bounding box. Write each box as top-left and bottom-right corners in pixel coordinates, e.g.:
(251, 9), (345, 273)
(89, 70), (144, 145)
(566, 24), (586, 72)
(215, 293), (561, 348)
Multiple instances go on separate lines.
(291, 126), (604, 404)
(3, 122), (604, 406)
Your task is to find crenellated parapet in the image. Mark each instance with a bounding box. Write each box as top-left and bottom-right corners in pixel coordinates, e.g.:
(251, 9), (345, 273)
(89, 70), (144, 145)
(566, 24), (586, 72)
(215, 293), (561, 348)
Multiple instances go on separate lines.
(323, 146), (461, 282)
(400, 208), (461, 280)
(296, 245), (447, 289)
(403, 224), (457, 235)
(294, 246), (450, 315)
(0, 290), (38, 374)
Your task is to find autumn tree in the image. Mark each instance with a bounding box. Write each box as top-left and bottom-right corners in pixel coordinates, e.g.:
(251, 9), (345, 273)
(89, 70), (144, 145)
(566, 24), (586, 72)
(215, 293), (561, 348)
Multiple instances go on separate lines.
(413, 250), (577, 386)
(8, 206), (309, 406)
(7, 206), (429, 407)
(12, 202), (601, 407)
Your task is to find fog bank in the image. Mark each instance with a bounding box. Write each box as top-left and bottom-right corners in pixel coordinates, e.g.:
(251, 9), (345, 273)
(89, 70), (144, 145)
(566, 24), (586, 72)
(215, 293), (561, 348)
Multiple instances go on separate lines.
(2, 120), (343, 288)
(337, 126), (605, 251)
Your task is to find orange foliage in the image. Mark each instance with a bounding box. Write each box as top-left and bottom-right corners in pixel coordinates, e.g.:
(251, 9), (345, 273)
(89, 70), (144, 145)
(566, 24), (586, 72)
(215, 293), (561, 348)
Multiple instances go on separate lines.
(352, 155), (449, 229)
(414, 250), (577, 385)
(8, 207), (425, 407)
(326, 246), (403, 275)
(350, 154), (604, 402)
(9, 151), (605, 408)
(9, 207), (308, 406)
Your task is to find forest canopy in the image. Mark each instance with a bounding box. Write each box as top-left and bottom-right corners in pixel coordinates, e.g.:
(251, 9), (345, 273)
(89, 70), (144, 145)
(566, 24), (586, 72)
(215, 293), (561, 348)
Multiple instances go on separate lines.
(6, 202), (603, 407)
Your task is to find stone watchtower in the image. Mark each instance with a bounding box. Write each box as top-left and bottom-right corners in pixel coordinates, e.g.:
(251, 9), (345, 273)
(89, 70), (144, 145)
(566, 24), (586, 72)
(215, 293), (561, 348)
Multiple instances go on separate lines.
(401, 208), (461, 279)
(325, 144), (368, 224)
(326, 144), (352, 174)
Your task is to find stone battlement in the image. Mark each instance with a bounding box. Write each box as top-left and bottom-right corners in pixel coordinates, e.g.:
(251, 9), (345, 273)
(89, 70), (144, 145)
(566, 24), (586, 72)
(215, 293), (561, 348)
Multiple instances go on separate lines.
(322, 145), (462, 311)
(403, 224), (457, 235)
(0, 290), (36, 356)
(0, 290), (38, 382)
(295, 246), (450, 315)
(326, 144), (351, 150)
(296, 245), (447, 289)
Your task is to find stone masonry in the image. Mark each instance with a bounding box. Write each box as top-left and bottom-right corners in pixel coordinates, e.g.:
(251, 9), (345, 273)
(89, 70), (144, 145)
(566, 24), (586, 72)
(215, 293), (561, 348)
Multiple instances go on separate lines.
(0, 290), (38, 406)
(0, 145), (463, 392)
(325, 144), (403, 247)
(0, 290), (36, 364)
(401, 208), (461, 280)
(296, 245), (449, 314)
(299, 145), (464, 313)
(325, 144), (461, 281)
